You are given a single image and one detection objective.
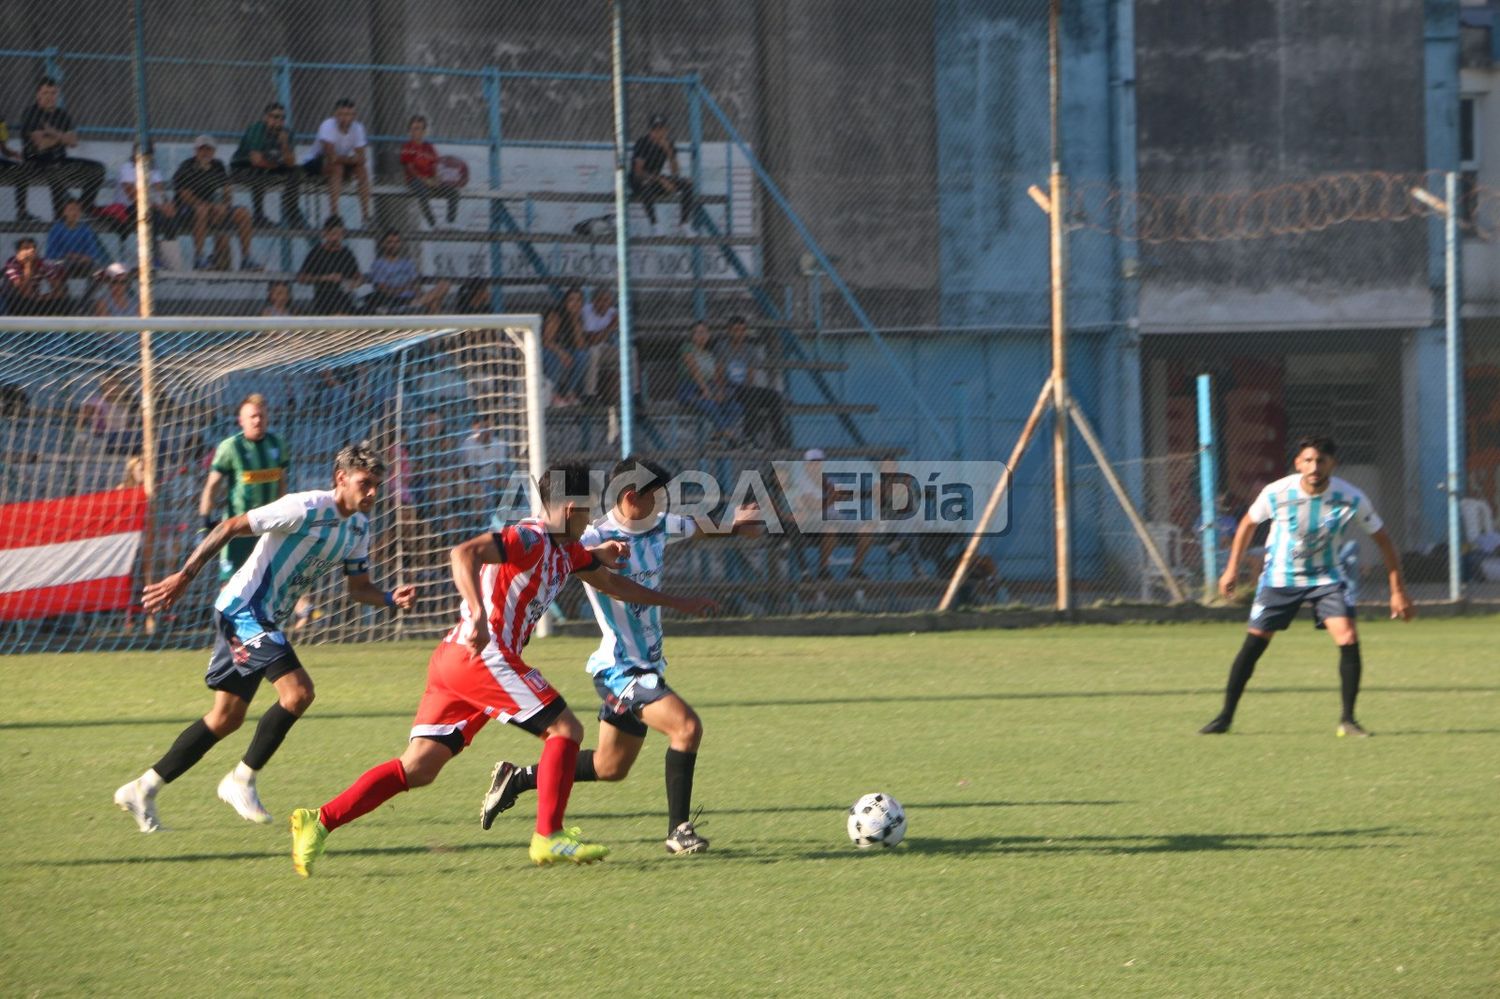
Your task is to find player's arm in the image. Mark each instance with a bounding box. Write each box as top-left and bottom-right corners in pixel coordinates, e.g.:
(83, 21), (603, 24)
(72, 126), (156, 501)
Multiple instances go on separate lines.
(141, 514), (255, 612)
(1218, 512), (1262, 599)
(450, 532), (504, 655)
(695, 503), (765, 540)
(345, 572), (416, 612)
(576, 564), (717, 616)
(588, 539), (629, 570)
(1369, 527), (1414, 621)
(198, 469), (225, 521)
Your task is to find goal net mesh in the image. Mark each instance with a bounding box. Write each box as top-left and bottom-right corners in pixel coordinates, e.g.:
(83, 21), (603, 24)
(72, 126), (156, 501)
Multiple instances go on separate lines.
(0, 317), (542, 654)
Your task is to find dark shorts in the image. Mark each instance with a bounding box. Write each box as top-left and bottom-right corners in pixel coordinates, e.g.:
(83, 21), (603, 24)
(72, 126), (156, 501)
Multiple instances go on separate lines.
(1249, 582), (1355, 633)
(205, 611), (304, 701)
(594, 668), (675, 739)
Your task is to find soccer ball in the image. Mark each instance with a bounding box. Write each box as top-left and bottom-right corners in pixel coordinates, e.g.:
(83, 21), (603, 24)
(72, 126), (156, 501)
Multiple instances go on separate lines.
(847, 792), (906, 849)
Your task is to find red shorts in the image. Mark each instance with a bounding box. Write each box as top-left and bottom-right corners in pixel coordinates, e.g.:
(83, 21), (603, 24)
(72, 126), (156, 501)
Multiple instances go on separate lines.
(410, 639), (560, 748)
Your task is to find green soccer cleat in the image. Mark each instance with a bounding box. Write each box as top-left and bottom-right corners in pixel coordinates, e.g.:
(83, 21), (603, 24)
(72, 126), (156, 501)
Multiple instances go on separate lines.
(529, 826), (609, 866)
(290, 807), (328, 878)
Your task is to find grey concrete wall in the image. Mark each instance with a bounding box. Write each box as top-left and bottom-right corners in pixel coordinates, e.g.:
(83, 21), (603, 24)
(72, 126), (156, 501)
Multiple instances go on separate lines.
(1134, 0), (1430, 327)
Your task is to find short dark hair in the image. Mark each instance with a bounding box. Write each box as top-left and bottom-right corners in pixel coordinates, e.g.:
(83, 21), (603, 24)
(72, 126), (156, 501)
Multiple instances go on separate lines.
(16, 237), (36, 250)
(727, 314), (748, 327)
(536, 462), (596, 510)
(409, 114), (427, 126)
(334, 441), (387, 478)
(36, 76), (58, 90)
(1294, 435), (1338, 458)
(264, 102), (285, 114)
(610, 455), (672, 496)
(379, 227), (401, 242)
(334, 97), (356, 110)
(323, 214), (345, 231)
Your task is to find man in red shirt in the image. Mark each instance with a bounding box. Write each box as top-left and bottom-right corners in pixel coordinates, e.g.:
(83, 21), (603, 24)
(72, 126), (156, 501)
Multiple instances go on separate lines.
(399, 115), (460, 228)
(289, 463), (715, 876)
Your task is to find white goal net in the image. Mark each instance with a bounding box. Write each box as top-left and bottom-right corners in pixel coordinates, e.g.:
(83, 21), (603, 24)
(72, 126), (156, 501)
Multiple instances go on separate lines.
(0, 315), (545, 654)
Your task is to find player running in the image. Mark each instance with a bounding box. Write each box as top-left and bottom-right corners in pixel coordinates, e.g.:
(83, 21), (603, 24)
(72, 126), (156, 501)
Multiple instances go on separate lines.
(114, 443), (415, 833)
(1199, 435), (1413, 737)
(288, 462), (716, 876)
(480, 456), (762, 855)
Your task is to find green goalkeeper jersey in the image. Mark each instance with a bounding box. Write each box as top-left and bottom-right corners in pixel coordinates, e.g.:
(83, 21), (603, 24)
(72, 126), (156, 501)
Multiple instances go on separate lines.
(212, 431), (290, 517)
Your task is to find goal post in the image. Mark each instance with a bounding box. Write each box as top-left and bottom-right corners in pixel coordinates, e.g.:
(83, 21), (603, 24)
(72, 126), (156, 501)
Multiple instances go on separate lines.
(0, 314), (545, 655)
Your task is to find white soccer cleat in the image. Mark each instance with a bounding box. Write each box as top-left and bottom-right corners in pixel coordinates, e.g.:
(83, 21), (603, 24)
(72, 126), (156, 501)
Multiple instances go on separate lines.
(217, 771), (273, 824)
(114, 779), (161, 833)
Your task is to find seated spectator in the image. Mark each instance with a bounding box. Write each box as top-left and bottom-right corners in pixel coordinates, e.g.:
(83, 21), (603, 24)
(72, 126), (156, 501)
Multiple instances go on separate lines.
(46, 197), (109, 276)
(93, 261), (139, 317)
(542, 287), (590, 405)
(1, 112), (22, 216)
(3, 236), (70, 315)
(107, 144), (181, 268)
(581, 286), (624, 403)
(790, 447), (873, 581)
(677, 320), (743, 443)
(722, 315), (790, 447)
(630, 114), (696, 235)
(17, 77), (105, 221)
(174, 135), (259, 271)
(303, 98), (371, 226)
(400, 115), (460, 228)
(366, 229), (451, 313)
(262, 279), (293, 317)
(230, 102), (307, 229)
(297, 215), (359, 315)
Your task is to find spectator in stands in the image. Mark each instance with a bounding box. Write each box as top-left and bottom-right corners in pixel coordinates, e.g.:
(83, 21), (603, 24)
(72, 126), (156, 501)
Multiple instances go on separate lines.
(18, 77), (105, 221)
(582, 285), (622, 402)
(460, 415), (510, 522)
(262, 279), (293, 317)
(722, 315), (789, 447)
(455, 278), (490, 314)
(400, 115), (459, 229)
(297, 215), (360, 315)
(0, 113), (22, 216)
(2, 236), (70, 315)
(77, 371), (140, 455)
(303, 98), (371, 227)
(366, 229), (451, 314)
(542, 287), (589, 406)
(630, 114), (697, 235)
(173, 135), (260, 271)
(109, 143), (181, 267)
(46, 197), (109, 276)
(678, 320), (742, 443)
(792, 447), (873, 581)
(230, 102), (307, 229)
(93, 261), (139, 317)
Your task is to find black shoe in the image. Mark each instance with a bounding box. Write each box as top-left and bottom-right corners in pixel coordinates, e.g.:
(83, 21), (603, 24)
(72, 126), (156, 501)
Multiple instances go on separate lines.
(480, 760), (521, 830)
(665, 820), (710, 855)
(1198, 716), (1232, 735)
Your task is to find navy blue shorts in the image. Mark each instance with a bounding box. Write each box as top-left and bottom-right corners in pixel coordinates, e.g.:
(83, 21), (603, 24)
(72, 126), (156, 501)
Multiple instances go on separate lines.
(593, 668), (675, 738)
(1248, 582), (1355, 632)
(204, 611), (304, 701)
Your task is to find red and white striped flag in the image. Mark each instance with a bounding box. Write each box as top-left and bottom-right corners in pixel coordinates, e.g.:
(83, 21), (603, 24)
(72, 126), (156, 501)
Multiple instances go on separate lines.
(0, 488), (148, 621)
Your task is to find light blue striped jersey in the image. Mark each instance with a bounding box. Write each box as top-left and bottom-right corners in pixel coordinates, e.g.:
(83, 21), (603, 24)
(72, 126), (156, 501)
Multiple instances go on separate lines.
(214, 490), (371, 635)
(581, 511), (697, 675)
(1249, 474), (1382, 588)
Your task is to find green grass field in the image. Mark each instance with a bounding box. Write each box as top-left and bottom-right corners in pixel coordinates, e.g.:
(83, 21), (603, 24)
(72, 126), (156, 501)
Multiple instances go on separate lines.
(2, 617), (1497, 997)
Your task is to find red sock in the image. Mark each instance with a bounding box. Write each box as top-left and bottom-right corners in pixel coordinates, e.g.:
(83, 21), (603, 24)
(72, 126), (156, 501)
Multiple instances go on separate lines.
(319, 758), (408, 832)
(534, 736), (579, 836)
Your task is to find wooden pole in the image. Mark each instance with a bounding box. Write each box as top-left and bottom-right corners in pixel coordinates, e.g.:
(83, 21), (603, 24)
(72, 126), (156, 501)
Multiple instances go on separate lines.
(1048, 0), (1071, 611)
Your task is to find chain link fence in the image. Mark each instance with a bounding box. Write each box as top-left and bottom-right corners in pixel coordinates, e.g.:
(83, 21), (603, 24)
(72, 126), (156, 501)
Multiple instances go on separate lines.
(1, 1), (1495, 652)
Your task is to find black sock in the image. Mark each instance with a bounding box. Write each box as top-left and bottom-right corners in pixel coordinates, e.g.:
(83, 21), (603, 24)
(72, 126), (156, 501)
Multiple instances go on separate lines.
(514, 764), (538, 794)
(1339, 643), (1362, 722)
(241, 703), (300, 771)
(151, 719), (222, 783)
(1220, 633), (1271, 720)
(575, 749), (597, 783)
(665, 748), (697, 833)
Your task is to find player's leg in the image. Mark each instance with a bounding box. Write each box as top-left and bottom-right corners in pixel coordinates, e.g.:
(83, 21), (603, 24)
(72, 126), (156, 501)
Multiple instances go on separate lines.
(353, 161), (371, 224)
(1315, 583), (1368, 736)
(521, 704), (609, 865)
(325, 159), (343, 218)
(1200, 584), (1300, 733)
(218, 651), (312, 823)
(639, 692), (710, 853)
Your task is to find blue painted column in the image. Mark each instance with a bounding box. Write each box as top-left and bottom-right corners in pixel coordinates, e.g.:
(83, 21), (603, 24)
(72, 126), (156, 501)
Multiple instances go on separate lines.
(484, 68), (505, 311)
(1196, 374), (1218, 599)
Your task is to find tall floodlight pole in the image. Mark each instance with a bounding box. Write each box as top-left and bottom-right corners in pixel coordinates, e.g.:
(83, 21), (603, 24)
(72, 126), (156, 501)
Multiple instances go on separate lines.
(610, 0), (635, 456)
(1048, 0), (1072, 611)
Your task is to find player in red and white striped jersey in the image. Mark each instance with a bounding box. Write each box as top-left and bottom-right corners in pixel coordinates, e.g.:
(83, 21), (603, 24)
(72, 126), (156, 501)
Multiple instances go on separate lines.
(289, 463), (716, 875)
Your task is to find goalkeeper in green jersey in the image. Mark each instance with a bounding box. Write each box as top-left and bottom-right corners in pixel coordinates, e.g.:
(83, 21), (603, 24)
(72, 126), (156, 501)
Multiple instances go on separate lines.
(199, 393), (290, 583)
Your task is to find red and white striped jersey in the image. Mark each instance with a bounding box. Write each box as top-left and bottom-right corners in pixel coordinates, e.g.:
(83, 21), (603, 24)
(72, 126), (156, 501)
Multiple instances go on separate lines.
(445, 519), (596, 655)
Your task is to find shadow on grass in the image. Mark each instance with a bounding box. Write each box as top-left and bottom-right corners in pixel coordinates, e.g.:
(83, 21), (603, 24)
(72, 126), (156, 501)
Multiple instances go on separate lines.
(25, 839), (520, 868)
(566, 799), (1125, 823)
(7, 684), (1499, 730)
(794, 825), (1418, 859)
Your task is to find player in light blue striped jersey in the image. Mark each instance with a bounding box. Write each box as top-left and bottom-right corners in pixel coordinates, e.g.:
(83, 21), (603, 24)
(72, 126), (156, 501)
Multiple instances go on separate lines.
(113, 442), (415, 835)
(1200, 436), (1412, 737)
(481, 456), (759, 854)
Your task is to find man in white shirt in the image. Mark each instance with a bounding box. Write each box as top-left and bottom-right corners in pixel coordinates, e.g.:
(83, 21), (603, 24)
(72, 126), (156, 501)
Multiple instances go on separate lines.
(582, 286), (636, 403)
(303, 97), (370, 226)
(114, 145), (180, 266)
